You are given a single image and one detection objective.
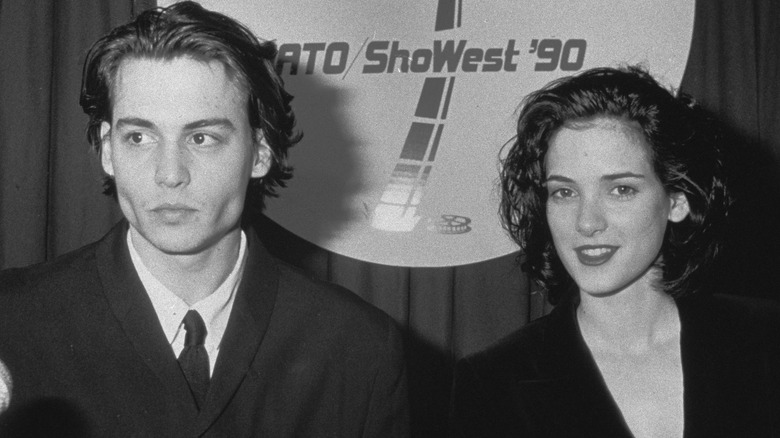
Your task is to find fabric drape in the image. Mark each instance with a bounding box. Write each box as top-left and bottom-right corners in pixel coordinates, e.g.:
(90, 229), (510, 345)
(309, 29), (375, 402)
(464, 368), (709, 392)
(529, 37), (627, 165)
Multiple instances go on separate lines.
(680, 0), (780, 302)
(0, 0), (149, 268)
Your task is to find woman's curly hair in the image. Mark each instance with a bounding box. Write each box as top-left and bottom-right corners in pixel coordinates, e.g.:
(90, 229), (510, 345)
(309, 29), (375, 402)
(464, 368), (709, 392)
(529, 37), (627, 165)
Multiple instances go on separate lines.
(500, 66), (730, 304)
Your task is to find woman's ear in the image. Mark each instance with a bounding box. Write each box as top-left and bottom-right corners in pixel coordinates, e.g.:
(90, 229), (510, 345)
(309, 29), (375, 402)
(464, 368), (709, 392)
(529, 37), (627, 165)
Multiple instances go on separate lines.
(668, 192), (690, 223)
(100, 122), (114, 176)
(251, 130), (272, 178)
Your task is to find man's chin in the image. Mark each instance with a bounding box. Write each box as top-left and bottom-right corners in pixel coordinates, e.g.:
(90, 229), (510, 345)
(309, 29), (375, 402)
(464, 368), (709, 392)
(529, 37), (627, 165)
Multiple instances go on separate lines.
(129, 219), (242, 257)
(130, 226), (206, 256)
(148, 237), (209, 256)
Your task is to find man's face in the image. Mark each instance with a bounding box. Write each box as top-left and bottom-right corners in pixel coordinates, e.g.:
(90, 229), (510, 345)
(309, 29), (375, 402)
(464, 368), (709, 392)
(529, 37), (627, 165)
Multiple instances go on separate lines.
(101, 56), (270, 256)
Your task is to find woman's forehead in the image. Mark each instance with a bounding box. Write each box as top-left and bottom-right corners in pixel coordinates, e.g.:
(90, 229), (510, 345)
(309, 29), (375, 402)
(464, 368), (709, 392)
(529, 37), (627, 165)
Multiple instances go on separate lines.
(545, 117), (655, 177)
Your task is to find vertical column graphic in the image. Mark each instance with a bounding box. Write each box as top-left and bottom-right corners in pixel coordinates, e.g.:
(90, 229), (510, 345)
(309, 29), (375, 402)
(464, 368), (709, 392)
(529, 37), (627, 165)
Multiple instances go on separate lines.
(435, 0), (463, 31)
(370, 1), (462, 232)
(371, 77), (456, 231)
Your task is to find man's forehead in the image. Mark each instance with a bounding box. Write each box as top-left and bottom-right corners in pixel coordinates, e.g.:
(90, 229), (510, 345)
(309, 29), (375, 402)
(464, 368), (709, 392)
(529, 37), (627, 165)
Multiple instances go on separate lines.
(113, 56), (240, 90)
(110, 56), (249, 122)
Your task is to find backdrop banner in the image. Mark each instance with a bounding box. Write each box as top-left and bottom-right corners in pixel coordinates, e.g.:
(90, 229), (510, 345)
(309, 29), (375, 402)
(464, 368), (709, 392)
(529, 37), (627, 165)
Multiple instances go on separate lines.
(161, 0), (694, 267)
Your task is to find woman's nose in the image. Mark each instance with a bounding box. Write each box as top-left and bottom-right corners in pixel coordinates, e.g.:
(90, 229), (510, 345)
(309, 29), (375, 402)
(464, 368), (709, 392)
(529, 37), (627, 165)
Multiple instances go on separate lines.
(575, 197), (607, 236)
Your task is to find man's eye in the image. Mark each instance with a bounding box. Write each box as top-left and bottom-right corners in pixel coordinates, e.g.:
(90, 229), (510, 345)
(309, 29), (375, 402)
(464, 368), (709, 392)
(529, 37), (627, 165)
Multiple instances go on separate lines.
(125, 132), (153, 145)
(190, 133), (218, 146)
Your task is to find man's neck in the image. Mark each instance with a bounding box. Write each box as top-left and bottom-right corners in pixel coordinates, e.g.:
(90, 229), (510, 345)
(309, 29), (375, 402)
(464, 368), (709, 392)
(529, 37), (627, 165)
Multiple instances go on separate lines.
(129, 226), (242, 306)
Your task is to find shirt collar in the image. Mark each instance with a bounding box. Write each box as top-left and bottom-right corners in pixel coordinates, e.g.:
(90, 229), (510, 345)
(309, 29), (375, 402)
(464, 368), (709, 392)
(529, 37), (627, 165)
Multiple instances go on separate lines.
(126, 227), (247, 351)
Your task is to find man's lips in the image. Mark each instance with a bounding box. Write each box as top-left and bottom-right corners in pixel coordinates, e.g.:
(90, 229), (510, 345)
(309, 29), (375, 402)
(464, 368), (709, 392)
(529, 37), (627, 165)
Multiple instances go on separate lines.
(574, 245), (619, 266)
(150, 203), (197, 221)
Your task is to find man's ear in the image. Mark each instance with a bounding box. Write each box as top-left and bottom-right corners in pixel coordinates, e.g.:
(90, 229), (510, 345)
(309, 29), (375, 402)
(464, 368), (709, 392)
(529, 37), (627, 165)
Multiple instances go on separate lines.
(668, 192), (690, 223)
(99, 121), (114, 176)
(251, 130), (272, 179)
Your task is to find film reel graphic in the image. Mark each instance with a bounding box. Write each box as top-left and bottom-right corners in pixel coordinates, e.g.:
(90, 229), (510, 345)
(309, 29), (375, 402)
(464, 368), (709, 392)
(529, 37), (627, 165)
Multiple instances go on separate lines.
(185, 0), (696, 266)
(427, 214), (472, 234)
(370, 0), (467, 234)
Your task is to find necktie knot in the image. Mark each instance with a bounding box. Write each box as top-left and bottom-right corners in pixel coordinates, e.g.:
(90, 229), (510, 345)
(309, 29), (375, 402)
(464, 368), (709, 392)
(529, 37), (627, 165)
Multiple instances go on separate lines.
(178, 310), (210, 410)
(182, 309), (207, 347)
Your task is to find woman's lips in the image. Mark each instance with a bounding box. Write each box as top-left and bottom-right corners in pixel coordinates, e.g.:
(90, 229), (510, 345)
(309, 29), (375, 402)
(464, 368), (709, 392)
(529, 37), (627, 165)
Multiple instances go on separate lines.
(575, 245), (619, 266)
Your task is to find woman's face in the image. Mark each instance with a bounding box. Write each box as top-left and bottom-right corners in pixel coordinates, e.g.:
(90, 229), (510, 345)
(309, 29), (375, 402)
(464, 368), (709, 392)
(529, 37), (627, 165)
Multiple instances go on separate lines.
(544, 117), (689, 297)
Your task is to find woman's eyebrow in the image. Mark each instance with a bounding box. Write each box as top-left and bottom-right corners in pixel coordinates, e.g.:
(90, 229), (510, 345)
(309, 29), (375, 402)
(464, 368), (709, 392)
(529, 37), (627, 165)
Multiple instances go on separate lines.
(602, 172), (645, 181)
(543, 173), (646, 185)
(544, 175), (574, 184)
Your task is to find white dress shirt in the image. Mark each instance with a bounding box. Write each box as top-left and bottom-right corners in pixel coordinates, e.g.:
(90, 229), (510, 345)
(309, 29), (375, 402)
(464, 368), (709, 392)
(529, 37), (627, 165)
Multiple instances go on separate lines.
(127, 228), (247, 377)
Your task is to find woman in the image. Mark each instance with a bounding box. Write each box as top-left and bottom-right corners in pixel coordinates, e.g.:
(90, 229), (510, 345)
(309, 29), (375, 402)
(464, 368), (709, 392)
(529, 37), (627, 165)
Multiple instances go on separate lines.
(451, 66), (780, 437)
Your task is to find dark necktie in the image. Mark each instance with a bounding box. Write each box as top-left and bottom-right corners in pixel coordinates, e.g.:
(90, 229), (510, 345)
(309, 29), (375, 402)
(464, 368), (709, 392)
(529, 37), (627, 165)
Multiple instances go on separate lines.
(178, 310), (210, 409)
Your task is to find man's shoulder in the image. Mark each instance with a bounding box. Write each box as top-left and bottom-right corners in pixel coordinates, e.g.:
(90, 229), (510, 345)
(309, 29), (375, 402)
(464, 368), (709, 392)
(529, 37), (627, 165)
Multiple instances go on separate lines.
(273, 261), (396, 333)
(0, 240), (102, 296)
(246, 258), (405, 381)
(0, 223), (128, 298)
(0, 239), (107, 349)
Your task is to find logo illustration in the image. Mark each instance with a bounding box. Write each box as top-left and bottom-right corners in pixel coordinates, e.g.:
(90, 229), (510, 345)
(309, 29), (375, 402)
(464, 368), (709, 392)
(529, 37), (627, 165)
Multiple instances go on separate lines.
(169, 0), (695, 267)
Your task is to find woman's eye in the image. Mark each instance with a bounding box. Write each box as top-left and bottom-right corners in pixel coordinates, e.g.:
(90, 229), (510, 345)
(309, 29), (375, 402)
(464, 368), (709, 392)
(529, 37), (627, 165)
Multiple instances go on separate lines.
(550, 188), (575, 199)
(612, 185), (637, 197)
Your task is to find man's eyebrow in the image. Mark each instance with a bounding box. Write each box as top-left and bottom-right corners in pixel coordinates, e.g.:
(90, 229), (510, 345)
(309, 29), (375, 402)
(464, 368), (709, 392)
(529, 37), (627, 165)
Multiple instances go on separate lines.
(113, 118), (236, 132)
(183, 118), (236, 131)
(115, 117), (156, 130)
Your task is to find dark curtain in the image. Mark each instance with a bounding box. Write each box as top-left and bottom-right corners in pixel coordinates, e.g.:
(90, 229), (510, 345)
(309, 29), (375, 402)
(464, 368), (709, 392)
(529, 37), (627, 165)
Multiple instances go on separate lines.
(0, 1), (778, 437)
(0, 0), (155, 268)
(680, 0), (780, 302)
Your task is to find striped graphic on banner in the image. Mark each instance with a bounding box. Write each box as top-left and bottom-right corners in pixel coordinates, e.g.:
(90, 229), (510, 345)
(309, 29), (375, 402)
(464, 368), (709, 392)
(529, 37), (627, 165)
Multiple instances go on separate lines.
(371, 76), (455, 231)
(435, 0), (463, 31)
(371, 1), (461, 232)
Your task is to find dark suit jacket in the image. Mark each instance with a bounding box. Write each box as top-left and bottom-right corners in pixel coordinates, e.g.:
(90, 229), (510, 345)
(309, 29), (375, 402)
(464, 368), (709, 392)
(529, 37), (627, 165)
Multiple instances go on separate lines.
(451, 293), (780, 437)
(0, 222), (409, 437)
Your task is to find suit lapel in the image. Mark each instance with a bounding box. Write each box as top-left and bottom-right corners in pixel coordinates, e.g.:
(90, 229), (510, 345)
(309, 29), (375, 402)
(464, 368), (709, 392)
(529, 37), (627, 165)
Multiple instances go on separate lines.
(677, 296), (721, 438)
(530, 296), (728, 438)
(95, 222), (199, 424)
(195, 227), (280, 434)
(516, 298), (633, 437)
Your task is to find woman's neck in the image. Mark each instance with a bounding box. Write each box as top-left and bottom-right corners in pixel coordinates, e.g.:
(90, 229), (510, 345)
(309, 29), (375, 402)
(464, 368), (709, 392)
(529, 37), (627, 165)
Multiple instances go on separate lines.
(577, 279), (680, 354)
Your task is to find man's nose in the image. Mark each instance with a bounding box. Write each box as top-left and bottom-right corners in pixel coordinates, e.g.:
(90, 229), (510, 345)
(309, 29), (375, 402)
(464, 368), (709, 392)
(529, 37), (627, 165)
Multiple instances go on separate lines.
(154, 142), (190, 188)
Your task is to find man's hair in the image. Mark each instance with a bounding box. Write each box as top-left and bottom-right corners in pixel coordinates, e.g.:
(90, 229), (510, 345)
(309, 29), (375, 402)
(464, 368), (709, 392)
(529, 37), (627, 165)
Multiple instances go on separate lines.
(500, 66), (730, 305)
(80, 1), (300, 213)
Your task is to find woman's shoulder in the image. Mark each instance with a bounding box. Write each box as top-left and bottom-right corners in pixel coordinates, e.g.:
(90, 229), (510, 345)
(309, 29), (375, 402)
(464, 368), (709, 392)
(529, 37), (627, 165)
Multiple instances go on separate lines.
(678, 292), (780, 352)
(457, 303), (575, 381)
(470, 315), (553, 360)
(680, 292), (780, 324)
(450, 313), (568, 437)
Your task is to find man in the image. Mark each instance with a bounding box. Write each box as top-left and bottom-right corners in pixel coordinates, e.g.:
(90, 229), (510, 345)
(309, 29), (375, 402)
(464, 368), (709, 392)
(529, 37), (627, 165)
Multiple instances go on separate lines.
(0, 2), (408, 436)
